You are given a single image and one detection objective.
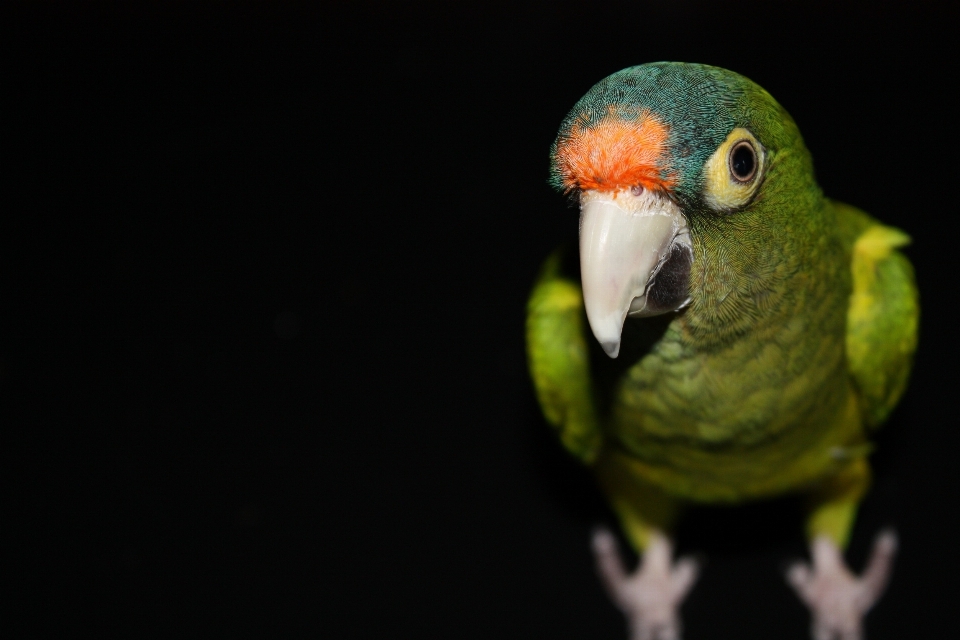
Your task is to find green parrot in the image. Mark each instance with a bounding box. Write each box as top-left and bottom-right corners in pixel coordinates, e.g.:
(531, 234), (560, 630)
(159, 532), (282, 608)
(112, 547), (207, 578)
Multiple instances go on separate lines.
(526, 62), (917, 640)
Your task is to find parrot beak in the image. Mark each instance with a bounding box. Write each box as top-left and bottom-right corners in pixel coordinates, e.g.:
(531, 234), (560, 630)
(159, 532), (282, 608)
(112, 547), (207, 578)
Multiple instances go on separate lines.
(579, 188), (692, 358)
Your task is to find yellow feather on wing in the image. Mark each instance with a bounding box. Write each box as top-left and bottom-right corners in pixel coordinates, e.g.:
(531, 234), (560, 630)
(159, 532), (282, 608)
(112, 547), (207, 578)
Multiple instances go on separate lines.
(838, 201), (920, 429)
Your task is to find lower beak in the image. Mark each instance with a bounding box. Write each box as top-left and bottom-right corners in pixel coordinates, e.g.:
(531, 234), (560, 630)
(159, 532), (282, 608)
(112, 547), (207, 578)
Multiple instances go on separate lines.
(579, 189), (691, 358)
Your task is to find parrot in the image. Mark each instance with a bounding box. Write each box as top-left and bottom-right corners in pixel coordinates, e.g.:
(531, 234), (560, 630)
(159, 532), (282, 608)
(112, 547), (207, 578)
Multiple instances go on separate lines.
(526, 62), (918, 640)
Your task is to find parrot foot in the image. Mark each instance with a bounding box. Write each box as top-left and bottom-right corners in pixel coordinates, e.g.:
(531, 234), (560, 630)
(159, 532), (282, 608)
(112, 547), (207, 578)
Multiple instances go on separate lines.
(592, 528), (699, 640)
(786, 530), (898, 640)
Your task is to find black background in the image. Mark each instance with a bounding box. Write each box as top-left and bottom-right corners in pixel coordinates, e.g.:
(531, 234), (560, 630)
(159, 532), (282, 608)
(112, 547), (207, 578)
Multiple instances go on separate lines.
(6, 1), (959, 637)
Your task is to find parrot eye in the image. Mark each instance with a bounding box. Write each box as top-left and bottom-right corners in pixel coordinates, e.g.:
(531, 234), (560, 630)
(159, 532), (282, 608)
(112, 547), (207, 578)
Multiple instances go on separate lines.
(702, 127), (765, 212)
(729, 141), (757, 183)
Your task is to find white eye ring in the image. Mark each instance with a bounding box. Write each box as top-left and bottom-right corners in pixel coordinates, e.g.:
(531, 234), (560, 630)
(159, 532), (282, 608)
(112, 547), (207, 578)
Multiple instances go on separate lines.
(702, 128), (765, 212)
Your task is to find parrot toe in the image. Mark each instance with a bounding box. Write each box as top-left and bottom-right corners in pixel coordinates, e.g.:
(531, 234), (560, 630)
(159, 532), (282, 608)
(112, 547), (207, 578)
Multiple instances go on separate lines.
(592, 528), (699, 640)
(786, 530), (898, 640)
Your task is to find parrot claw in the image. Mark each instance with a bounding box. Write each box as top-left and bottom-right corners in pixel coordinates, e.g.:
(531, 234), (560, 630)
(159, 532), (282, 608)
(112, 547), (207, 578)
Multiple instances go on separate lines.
(592, 528), (699, 640)
(786, 530), (898, 640)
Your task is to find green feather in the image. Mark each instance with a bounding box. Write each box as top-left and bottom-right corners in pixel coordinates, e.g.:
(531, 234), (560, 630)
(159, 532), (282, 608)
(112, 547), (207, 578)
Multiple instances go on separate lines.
(839, 202), (919, 428)
(526, 249), (601, 464)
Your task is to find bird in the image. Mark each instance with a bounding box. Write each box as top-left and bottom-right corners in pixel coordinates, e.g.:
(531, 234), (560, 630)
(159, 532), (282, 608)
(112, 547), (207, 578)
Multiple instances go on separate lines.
(526, 62), (917, 640)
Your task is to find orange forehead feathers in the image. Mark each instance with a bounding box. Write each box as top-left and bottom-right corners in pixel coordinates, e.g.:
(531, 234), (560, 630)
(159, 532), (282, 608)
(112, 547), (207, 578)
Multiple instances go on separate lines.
(554, 107), (675, 193)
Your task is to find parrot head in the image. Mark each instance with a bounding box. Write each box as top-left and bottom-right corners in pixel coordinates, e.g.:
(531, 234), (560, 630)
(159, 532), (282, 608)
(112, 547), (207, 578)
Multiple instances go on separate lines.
(550, 62), (818, 357)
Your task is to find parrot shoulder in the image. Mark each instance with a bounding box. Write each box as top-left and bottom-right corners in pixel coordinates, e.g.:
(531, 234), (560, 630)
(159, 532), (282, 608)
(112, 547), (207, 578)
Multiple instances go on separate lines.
(526, 249), (602, 464)
(836, 201), (919, 429)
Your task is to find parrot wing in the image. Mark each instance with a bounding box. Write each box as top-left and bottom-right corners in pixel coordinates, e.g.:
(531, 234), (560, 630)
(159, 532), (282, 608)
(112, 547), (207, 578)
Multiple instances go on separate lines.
(526, 249), (603, 464)
(838, 201), (919, 429)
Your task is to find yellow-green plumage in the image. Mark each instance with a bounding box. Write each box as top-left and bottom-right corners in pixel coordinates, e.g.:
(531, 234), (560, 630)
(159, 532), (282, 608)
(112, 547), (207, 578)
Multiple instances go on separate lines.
(526, 63), (918, 552)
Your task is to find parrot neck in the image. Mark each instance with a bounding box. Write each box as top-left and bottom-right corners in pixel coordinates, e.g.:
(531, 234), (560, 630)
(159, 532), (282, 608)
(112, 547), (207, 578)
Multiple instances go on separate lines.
(678, 191), (846, 351)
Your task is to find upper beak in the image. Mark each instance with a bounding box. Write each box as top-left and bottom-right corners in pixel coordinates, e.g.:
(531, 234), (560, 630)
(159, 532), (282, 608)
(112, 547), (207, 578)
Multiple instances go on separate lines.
(579, 188), (691, 358)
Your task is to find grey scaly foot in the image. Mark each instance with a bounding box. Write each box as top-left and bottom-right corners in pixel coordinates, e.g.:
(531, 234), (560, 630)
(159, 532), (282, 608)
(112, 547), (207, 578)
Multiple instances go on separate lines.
(592, 528), (700, 640)
(786, 530), (898, 640)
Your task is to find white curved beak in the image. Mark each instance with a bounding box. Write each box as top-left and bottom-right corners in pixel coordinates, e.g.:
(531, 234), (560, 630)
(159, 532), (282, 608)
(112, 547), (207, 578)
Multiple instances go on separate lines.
(579, 188), (691, 358)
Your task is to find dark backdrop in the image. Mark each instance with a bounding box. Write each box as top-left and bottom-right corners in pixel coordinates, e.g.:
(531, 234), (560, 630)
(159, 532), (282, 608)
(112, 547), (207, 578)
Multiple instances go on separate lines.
(6, 2), (958, 638)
